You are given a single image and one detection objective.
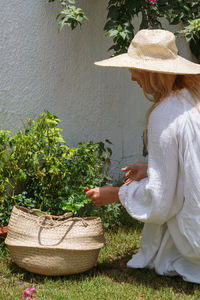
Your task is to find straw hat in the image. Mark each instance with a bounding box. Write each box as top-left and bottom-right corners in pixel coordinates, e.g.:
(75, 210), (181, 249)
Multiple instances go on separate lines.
(95, 29), (200, 74)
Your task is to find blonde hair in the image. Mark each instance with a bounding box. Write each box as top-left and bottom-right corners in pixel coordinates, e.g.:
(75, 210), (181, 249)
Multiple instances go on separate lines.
(130, 69), (200, 154)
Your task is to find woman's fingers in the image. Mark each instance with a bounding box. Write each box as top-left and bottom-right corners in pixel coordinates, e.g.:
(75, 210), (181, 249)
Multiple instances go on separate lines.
(122, 163), (148, 184)
(121, 167), (127, 171)
(124, 179), (131, 185)
(124, 178), (136, 185)
(122, 165), (136, 178)
(86, 189), (100, 205)
(124, 175), (135, 185)
(124, 171), (142, 184)
(85, 188), (95, 199)
(124, 170), (134, 178)
(122, 164), (134, 171)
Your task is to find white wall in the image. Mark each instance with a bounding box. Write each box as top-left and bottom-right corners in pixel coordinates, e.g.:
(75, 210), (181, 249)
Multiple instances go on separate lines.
(0, 0), (192, 181)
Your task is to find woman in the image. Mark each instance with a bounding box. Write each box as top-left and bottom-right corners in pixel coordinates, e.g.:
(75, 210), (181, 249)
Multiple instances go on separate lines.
(86, 29), (200, 283)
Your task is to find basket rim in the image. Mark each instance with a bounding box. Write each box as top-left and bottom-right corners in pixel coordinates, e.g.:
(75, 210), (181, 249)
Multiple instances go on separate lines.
(6, 206), (105, 250)
(14, 206), (102, 222)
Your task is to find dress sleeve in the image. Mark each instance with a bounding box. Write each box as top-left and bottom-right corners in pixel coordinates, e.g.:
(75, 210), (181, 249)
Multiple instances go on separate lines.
(119, 98), (180, 225)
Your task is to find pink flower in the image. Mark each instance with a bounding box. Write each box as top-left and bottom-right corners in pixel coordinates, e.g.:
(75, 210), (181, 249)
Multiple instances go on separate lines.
(24, 286), (36, 300)
(104, 238), (108, 245)
(148, 0), (157, 3)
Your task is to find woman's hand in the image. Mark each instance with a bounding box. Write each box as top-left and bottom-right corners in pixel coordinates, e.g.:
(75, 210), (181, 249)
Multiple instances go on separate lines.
(122, 162), (148, 185)
(86, 186), (120, 206)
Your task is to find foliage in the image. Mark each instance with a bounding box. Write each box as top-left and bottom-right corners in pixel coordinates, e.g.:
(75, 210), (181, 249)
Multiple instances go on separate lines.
(104, 0), (200, 56)
(89, 203), (136, 229)
(176, 18), (200, 63)
(91, 202), (122, 229)
(104, 0), (158, 55)
(77, 201), (122, 229)
(49, 0), (200, 62)
(49, 0), (87, 31)
(0, 112), (112, 226)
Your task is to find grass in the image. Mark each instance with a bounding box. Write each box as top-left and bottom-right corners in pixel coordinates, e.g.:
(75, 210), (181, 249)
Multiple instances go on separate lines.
(1, 218), (200, 300)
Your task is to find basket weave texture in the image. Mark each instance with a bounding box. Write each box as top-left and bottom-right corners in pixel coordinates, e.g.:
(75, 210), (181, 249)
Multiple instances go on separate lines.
(5, 206), (104, 276)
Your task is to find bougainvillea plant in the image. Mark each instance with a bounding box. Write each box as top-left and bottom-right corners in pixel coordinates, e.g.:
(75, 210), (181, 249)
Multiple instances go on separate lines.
(49, 0), (200, 62)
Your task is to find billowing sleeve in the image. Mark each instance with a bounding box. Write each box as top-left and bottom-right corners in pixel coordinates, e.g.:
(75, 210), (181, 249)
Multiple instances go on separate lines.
(119, 97), (181, 225)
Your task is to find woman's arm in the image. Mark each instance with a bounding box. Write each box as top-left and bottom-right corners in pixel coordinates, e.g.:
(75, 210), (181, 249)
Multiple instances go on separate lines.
(86, 186), (120, 206)
(86, 163), (148, 204)
(88, 97), (182, 225)
(119, 99), (181, 225)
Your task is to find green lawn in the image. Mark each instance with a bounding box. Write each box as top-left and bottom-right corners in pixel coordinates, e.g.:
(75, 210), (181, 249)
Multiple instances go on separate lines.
(0, 219), (200, 300)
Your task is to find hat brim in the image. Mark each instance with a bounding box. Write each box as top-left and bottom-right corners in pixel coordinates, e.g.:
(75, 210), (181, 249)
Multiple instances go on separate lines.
(95, 53), (200, 75)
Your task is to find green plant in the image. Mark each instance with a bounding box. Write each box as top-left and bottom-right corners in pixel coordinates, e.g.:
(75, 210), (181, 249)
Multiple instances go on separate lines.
(176, 18), (200, 62)
(49, 0), (200, 62)
(78, 202), (122, 229)
(49, 0), (87, 32)
(104, 0), (200, 56)
(0, 112), (112, 226)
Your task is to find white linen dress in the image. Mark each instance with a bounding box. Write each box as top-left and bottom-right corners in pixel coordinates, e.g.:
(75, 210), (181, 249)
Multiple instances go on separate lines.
(118, 88), (200, 283)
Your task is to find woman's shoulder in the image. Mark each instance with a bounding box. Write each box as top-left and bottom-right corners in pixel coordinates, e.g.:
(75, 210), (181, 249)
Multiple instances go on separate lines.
(153, 89), (190, 115)
(149, 89), (188, 130)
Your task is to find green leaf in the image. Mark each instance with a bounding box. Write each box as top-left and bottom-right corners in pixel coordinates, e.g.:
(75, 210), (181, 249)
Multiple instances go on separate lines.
(108, 29), (119, 37)
(117, 25), (123, 32)
(68, 0), (75, 4)
(105, 139), (112, 144)
(19, 169), (27, 182)
(185, 33), (193, 41)
(58, 20), (65, 32)
(119, 32), (127, 40)
(107, 147), (112, 156)
(183, 5), (190, 12)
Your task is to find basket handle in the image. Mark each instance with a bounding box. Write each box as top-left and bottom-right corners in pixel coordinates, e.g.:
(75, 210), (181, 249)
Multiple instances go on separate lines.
(31, 208), (73, 219)
(37, 219), (75, 247)
(37, 214), (89, 247)
(36, 212), (73, 229)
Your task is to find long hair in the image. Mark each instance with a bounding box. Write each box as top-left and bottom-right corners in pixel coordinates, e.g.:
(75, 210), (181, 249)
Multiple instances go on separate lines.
(130, 69), (200, 155)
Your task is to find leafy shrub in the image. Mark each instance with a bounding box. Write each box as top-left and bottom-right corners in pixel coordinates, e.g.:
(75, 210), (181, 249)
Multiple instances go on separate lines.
(49, 0), (200, 62)
(77, 201), (122, 229)
(104, 0), (200, 56)
(80, 202), (141, 230)
(176, 18), (200, 63)
(0, 112), (112, 226)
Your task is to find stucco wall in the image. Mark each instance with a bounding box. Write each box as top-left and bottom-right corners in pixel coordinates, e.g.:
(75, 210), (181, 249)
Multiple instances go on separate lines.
(0, 0), (193, 181)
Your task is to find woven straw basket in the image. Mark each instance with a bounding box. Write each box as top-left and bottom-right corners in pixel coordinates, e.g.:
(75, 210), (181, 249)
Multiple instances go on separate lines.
(5, 206), (105, 276)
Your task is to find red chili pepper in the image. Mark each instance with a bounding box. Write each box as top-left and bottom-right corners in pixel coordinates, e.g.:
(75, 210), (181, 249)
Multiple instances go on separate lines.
(85, 187), (90, 192)
(41, 173), (46, 178)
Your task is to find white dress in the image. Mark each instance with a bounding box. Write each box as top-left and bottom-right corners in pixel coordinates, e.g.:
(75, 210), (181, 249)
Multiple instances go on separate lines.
(118, 88), (200, 283)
